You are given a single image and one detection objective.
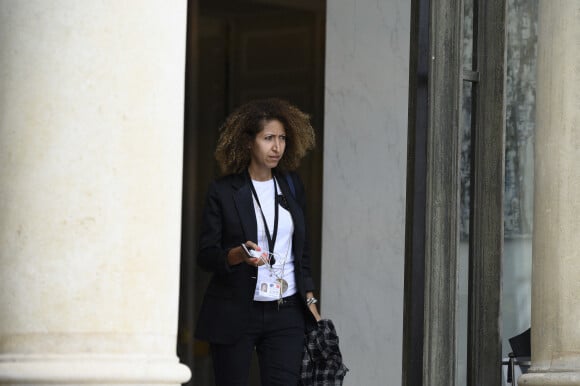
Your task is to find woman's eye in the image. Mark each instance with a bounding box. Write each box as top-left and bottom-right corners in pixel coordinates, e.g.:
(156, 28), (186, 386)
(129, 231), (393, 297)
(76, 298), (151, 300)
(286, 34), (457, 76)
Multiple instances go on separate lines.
(263, 135), (285, 141)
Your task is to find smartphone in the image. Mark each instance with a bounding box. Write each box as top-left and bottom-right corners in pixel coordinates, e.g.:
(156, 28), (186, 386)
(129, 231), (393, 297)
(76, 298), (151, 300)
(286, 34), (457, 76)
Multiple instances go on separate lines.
(241, 243), (260, 258)
(240, 244), (275, 265)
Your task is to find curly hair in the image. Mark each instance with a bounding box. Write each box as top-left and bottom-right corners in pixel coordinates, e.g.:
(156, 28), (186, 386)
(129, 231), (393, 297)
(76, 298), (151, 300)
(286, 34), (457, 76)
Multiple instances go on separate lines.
(215, 98), (316, 175)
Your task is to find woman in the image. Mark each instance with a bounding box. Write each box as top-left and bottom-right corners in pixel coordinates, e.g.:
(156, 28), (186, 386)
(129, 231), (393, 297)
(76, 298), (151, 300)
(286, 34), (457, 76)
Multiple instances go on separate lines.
(195, 98), (321, 386)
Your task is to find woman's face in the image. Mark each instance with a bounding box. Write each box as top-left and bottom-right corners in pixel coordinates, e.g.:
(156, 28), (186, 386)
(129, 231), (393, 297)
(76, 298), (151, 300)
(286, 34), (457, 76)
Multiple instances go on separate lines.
(249, 119), (286, 173)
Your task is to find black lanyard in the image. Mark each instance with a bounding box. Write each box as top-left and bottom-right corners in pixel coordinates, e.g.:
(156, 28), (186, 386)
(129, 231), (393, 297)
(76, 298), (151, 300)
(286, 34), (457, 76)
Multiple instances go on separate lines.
(249, 176), (279, 259)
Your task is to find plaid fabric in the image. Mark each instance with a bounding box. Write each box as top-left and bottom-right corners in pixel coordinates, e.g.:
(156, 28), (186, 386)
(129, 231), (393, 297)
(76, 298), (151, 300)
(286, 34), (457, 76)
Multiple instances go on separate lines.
(300, 319), (349, 385)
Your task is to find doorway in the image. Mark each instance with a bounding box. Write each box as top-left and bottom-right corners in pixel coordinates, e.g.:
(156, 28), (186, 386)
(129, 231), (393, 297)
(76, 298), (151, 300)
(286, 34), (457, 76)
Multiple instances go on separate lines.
(178, 1), (325, 384)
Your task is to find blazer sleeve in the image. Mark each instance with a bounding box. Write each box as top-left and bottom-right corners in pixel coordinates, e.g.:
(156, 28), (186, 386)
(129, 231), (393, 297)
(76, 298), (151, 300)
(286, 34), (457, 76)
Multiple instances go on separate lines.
(197, 180), (239, 276)
(291, 172), (316, 293)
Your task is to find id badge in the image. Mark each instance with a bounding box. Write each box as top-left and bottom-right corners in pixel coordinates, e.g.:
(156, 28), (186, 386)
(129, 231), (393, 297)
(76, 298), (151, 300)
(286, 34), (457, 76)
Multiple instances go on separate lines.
(258, 278), (285, 299)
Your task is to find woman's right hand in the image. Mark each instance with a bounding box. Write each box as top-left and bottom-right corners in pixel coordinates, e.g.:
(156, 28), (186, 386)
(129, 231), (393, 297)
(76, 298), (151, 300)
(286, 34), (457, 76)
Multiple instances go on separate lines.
(227, 241), (264, 267)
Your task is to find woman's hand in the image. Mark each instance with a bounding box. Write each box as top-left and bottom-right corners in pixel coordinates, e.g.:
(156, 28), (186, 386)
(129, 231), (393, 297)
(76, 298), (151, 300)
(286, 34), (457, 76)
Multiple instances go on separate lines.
(306, 292), (321, 321)
(227, 241), (266, 267)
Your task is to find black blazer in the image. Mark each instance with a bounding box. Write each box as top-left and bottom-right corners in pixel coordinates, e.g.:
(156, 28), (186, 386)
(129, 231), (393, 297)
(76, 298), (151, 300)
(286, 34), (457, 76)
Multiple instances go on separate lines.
(194, 171), (317, 344)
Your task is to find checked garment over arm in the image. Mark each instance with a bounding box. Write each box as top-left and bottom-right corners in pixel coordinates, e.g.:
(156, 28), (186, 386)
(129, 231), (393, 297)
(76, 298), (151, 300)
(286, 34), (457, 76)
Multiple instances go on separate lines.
(300, 319), (349, 386)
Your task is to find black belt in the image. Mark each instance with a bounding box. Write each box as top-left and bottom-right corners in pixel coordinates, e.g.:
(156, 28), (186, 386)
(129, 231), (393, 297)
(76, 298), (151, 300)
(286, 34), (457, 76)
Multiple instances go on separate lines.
(254, 293), (300, 306)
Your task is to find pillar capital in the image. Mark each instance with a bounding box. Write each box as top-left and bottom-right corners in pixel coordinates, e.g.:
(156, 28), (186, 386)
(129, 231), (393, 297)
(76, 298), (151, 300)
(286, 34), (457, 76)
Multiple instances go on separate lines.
(0, 356), (190, 385)
(520, 373), (580, 386)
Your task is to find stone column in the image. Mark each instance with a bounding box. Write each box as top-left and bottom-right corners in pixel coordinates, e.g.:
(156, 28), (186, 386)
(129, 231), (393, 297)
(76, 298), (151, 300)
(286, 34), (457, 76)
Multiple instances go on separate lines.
(0, 1), (190, 384)
(519, 1), (580, 385)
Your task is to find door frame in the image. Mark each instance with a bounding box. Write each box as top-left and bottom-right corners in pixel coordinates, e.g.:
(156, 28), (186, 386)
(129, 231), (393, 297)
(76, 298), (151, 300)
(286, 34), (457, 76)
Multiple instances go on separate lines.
(404, 0), (507, 384)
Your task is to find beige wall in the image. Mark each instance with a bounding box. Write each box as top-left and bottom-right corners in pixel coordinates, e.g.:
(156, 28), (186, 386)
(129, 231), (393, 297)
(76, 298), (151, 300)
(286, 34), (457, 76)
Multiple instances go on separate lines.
(322, 1), (411, 384)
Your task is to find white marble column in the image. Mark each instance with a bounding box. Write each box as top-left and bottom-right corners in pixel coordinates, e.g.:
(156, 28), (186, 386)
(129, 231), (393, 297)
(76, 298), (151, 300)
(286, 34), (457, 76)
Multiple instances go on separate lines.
(520, 1), (580, 385)
(0, 1), (190, 384)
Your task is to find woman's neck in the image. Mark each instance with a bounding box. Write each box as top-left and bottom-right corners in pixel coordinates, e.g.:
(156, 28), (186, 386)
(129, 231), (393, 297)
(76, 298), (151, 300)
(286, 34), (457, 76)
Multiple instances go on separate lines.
(248, 166), (272, 181)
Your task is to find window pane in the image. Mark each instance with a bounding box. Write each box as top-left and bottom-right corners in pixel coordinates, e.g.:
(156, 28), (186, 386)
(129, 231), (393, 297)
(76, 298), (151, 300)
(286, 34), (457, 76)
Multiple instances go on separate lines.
(458, 0), (474, 384)
(458, 79), (472, 386)
(501, 0), (537, 379)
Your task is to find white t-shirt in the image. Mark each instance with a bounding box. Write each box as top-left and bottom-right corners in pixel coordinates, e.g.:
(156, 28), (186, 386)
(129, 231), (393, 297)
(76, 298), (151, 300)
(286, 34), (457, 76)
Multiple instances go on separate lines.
(251, 178), (297, 301)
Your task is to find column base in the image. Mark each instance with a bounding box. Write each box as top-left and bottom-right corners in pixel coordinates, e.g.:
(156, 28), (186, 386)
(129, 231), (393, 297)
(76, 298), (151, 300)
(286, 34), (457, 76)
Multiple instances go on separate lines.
(519, 372), (580, 386)
(0, 355), (191, 385)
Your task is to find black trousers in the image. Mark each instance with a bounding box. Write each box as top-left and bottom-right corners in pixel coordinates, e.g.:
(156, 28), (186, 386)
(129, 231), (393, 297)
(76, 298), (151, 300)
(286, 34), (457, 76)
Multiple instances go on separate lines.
(210, 295), (306, 386)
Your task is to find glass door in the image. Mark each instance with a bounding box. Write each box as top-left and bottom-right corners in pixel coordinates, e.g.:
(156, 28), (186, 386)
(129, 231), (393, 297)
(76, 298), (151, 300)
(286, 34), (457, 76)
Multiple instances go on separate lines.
(500, 0), (538, 383)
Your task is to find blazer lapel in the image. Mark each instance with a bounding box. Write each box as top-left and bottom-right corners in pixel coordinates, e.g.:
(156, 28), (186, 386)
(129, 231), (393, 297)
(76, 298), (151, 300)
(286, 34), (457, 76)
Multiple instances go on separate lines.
(232, 173), (258, 242)
(232, 171), (305, 255)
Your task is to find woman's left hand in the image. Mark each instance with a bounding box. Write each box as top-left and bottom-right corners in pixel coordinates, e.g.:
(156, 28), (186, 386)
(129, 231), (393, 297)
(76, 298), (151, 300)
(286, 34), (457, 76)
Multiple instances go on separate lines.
(306, 292), (321, 321)
(309, 304), (321, 321)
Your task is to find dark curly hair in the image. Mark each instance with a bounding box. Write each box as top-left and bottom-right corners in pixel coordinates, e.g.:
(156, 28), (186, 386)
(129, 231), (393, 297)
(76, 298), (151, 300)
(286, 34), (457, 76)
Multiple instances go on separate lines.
(215, 98), (315, 175)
